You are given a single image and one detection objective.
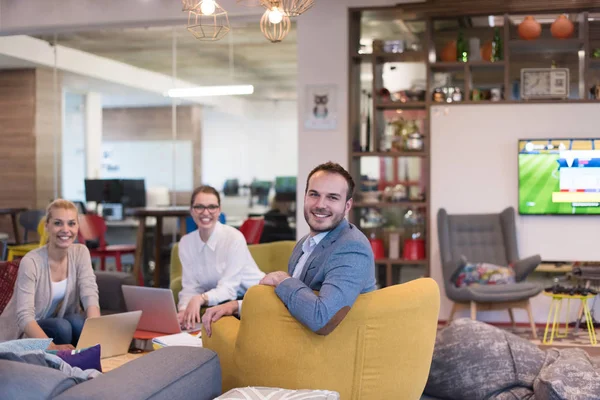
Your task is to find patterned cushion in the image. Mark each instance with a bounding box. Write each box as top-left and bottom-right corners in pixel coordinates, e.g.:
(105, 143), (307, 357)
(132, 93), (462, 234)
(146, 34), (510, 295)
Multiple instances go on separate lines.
(46, 344), (102, 372)
(0, 260), (20, 314)
(454, 262), (515, 288)
(216, 387), (340, 400)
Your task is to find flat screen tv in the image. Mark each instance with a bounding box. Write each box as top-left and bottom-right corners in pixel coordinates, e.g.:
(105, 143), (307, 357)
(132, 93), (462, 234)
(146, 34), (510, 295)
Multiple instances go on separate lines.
(518, 138), (600, 215)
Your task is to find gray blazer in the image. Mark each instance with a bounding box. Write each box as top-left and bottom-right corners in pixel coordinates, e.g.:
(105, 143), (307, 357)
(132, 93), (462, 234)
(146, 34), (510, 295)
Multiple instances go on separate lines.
(275, 219), (376, 334)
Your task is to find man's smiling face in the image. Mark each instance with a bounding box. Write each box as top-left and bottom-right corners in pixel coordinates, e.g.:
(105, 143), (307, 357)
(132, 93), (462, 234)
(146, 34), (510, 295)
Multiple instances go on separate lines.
(303, 171), (352, 235)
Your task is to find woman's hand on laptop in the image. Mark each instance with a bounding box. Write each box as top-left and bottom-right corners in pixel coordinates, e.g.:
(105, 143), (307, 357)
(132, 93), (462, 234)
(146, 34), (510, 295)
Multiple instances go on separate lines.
(201, 300), (239, 338)
(181, 294), (206, 330)
(47, 342), (75, 351)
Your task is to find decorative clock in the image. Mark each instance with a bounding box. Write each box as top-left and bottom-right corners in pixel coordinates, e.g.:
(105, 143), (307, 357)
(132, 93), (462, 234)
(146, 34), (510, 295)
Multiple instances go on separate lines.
(520, 68), (569, 99)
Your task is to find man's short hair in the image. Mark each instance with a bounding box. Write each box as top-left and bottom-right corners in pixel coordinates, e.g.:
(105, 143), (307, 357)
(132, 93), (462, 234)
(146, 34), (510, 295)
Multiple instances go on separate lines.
(305, 162), (355, 201)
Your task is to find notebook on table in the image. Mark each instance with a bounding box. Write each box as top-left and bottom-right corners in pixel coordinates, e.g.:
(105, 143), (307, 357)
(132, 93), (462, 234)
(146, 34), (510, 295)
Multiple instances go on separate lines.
(122, 285), (202, 337)
(77, 310), (142, 359)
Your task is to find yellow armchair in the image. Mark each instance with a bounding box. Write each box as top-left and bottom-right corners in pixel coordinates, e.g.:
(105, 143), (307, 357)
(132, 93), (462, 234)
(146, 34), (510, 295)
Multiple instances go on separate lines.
(203, 278), (441, 399)
(169, 240), (296, 303)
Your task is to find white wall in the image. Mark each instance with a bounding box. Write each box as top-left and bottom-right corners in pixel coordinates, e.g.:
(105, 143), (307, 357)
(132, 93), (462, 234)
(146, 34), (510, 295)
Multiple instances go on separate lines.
(201, 100), (298, 188)
(61, 91), (86, 201)
(100, 140), (193, 191)
(431, 103), (600, 322)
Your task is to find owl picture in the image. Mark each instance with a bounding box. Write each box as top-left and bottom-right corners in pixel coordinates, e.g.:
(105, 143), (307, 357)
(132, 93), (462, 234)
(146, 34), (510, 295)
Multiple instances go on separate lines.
(313, 94), (329, 118)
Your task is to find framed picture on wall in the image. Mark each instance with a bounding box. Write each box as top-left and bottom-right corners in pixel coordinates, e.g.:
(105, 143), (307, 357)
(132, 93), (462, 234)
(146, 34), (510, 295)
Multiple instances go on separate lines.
(304, 84), (338, 131)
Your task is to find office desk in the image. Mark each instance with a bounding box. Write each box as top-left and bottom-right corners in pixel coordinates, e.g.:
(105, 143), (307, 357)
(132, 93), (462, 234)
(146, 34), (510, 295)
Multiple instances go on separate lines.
(0, 207), (27, 244)
(129, 207), (189, 287)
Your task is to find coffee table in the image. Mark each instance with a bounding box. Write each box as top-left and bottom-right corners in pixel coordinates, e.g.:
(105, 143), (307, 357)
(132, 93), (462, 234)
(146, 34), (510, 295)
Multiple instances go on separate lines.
(101, 351), (146, 372)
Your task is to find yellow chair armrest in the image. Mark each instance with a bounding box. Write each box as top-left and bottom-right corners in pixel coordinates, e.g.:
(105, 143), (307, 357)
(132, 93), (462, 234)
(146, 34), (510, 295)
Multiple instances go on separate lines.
(202, 315), (241, 393)
(170, 276), (182, 304)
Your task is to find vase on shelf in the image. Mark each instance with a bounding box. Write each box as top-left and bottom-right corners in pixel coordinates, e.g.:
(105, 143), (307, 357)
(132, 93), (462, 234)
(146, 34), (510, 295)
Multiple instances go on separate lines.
(440, 40), (456, 62)
(480, 41), (493, 61)
(551, 15), (574, 39)
(518, 16), (541, 40)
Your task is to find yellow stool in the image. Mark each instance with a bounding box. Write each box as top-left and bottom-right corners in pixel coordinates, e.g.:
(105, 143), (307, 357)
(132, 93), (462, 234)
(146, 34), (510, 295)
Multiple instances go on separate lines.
(7, 218), (48, 261)
(543, 291), (597, 346)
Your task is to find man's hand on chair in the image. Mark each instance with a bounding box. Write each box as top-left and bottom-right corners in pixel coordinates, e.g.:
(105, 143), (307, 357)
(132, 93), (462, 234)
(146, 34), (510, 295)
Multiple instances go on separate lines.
(259, 271), (291, 287)
(202, 300), (239, 337)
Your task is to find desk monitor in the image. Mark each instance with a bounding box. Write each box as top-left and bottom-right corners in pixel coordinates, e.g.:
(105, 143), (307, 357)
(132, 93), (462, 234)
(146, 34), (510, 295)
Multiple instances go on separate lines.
(121, 179), (146, 208)
(84, 179), (123, 204)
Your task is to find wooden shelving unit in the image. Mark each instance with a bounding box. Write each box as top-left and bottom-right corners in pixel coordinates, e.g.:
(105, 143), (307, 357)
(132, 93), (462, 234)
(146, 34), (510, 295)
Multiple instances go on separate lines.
(349, 5), (600, 288)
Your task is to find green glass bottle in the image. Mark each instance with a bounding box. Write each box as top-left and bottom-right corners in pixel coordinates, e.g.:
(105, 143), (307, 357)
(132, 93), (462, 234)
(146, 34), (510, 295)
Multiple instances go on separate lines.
(491, 27), (503, 62)
(456, 30), (468, 62)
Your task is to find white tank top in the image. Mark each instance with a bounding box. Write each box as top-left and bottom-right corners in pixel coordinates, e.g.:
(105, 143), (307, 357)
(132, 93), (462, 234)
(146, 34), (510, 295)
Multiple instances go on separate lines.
(46, 279), (67, 317)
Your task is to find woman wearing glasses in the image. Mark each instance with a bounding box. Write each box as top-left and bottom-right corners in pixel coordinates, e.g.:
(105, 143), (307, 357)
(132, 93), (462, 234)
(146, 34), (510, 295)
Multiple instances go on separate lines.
(178, 185), (265, 329)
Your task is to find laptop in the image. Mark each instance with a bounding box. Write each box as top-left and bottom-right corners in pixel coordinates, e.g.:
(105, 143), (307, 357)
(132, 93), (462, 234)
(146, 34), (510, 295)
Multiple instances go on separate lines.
(77, 310), (142, 359)
(122, 285), (201, 334)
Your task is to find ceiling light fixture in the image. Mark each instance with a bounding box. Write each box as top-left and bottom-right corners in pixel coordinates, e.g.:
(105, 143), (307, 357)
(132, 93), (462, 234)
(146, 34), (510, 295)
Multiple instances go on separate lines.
(268, 6), (284, 24)
(260, 2), (291, 43)
(166, 85), (255, 97)
(186, 1), (230, 41)
(199, 0), (217, 15)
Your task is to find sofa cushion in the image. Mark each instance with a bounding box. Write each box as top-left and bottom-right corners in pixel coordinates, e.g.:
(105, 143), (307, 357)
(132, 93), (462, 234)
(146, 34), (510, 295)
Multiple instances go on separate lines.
(0, 358), (78, 399)
(55, 346), (221, 400)
(0, 259), (20, 314)
(216, 387), (340, 400)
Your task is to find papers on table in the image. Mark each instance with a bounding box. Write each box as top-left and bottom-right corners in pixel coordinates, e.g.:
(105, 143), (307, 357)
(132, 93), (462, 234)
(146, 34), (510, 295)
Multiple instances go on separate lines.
(152, 332), (203, 348)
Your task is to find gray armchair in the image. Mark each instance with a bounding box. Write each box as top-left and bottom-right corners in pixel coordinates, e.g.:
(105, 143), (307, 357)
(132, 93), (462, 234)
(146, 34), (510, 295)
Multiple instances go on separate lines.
(437, 207), (542, 338)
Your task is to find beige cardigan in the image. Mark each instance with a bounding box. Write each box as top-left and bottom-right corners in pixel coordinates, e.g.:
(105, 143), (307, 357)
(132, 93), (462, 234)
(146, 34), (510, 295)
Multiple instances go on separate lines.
(0, 244), (100, 341)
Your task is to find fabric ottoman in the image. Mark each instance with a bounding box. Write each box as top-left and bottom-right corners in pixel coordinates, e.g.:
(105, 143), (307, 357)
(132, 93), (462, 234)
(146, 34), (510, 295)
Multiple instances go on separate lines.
(217, 387), (340, 399)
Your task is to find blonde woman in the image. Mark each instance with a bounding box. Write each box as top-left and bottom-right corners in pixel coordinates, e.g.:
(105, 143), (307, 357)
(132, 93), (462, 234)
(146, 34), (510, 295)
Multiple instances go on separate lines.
(0, 199), (100, 350)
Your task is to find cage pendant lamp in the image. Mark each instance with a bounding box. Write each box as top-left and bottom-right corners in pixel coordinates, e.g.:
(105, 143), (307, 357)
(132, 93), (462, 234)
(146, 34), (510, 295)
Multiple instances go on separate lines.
(264, 0), (313, 17)
(181, 0), (200, 11)
(187, 3), (230, 41)
(260, 6), (291, 43)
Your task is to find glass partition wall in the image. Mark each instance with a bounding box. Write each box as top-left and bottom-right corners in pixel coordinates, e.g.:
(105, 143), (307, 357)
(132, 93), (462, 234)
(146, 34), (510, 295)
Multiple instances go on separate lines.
(22, 15), (298, 286)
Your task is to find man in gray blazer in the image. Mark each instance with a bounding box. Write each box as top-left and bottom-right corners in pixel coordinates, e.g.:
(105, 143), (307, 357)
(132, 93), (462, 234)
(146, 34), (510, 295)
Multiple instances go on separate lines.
(202, 162), (376, 336)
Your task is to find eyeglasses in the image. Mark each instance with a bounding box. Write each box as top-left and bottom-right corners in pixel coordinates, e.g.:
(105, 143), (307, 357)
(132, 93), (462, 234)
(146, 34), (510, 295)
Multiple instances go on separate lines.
(192, 204), (220, 213)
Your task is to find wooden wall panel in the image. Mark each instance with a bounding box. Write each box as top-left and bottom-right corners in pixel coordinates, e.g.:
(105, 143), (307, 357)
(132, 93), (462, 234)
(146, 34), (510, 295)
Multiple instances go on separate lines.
(103, 105), (203, 199)
(0, 69), (36, 240)
(35, 68), (62, 209)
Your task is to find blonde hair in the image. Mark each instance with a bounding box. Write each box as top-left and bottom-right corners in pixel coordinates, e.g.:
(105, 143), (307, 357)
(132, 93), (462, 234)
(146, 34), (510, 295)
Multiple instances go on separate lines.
(46, 199), (79, 222)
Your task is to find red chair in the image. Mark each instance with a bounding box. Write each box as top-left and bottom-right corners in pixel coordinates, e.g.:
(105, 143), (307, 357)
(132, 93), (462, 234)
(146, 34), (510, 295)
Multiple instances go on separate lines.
(77, 214), (137, 275)
(238, 218), (265, 245)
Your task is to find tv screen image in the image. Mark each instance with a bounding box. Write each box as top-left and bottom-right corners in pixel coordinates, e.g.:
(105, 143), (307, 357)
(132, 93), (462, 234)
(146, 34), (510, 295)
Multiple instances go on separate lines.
(518, 138), (600, 215)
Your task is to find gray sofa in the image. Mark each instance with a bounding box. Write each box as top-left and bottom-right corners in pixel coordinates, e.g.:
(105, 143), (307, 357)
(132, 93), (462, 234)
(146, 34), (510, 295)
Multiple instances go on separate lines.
(0, 346), (222, 400)
(94, 270), (136, 315)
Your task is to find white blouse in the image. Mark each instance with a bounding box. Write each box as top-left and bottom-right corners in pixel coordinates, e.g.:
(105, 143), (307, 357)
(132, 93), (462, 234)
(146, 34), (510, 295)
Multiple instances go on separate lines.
(178, 222), (265, 310)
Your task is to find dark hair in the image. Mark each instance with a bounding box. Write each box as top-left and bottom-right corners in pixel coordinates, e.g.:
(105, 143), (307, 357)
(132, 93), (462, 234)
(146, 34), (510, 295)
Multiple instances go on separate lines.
(190, 185), (221, 207)
(305, 162), (355, 201)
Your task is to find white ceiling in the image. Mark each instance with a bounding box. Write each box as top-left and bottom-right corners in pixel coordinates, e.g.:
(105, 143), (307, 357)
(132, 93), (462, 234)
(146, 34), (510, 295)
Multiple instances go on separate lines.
(33, 14), (298, 105)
